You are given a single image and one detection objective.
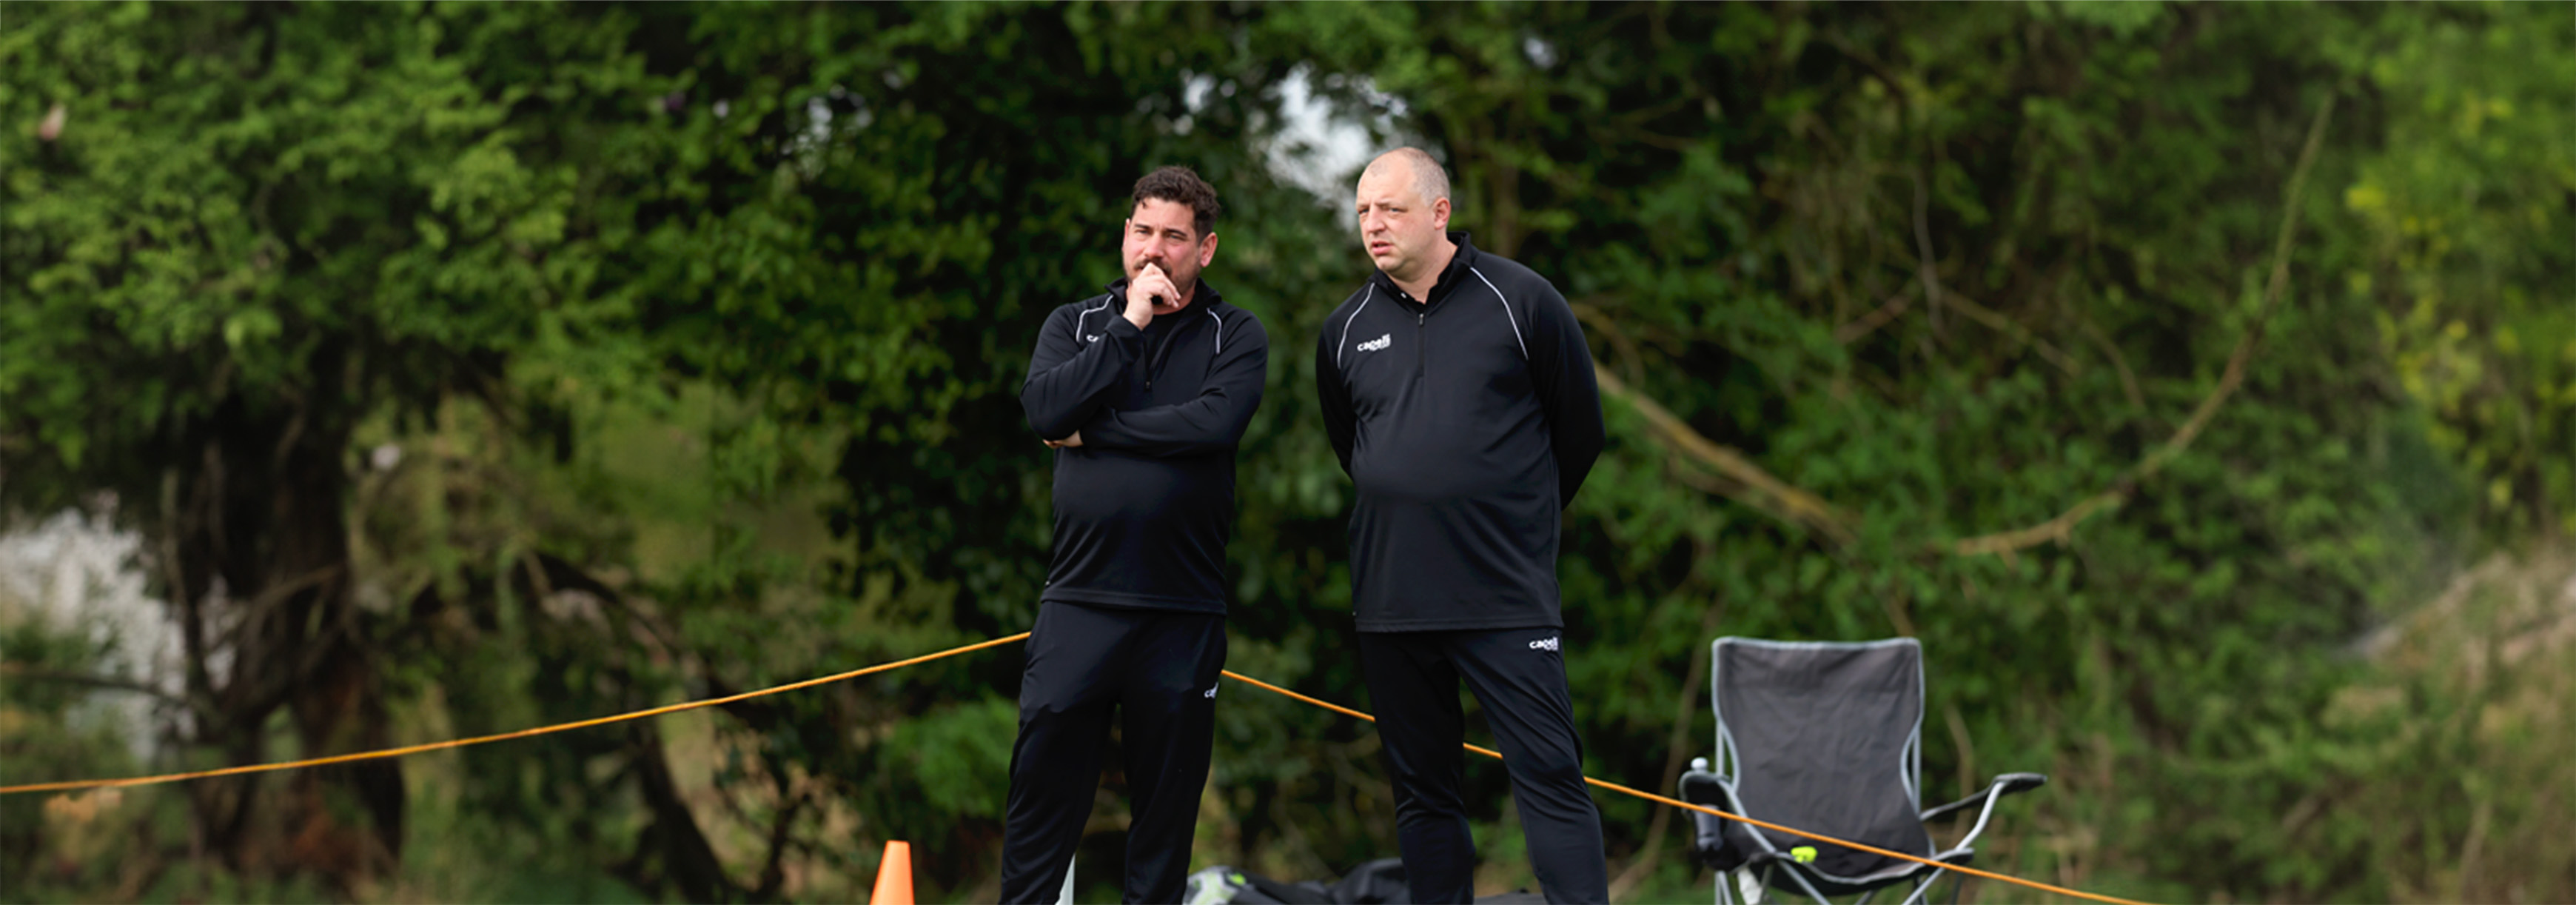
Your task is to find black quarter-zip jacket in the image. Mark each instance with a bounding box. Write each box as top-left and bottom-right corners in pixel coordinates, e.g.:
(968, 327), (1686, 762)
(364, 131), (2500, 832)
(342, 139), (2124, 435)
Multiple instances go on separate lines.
(1022, 278), (1269, 615)
(1315, 233), (1606, 632)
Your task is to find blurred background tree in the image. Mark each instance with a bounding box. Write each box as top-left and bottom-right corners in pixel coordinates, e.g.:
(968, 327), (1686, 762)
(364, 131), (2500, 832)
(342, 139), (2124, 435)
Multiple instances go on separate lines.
(3, 2), (2568, 902)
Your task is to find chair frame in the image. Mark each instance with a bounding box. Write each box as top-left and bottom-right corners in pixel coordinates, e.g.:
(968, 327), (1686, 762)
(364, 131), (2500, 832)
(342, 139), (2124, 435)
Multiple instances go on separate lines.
(1676, 638), (2046, 905)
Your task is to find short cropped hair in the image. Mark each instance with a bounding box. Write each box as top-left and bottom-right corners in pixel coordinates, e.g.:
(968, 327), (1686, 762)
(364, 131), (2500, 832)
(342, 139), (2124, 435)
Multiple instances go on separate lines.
(1133, 166), (1222, 239)
(1379, 147), (1451, 205)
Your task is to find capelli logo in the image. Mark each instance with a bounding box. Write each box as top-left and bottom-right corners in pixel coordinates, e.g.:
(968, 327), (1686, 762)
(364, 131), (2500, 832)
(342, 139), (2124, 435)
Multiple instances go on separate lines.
(1355, 333), (1392, 353)
(1529, 636), (1560, 652)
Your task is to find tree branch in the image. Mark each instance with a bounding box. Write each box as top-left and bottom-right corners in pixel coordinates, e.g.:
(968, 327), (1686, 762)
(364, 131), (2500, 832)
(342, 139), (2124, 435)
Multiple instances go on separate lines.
(1942, 293), (2083, 376)
(1912, 164), (1947, 338)
(1951, 490), (2128, 557)
(163, 469), (218, 722)
(0, 662), (190, 708)
(1833, 288), (1914, 344)
(1596, 367), (1859, 546)
(1949, 88), (2339, 556)
(754, 787), (809, 901)
(2076, 312), (2150, 418)
(1608, 597), (1728, 901)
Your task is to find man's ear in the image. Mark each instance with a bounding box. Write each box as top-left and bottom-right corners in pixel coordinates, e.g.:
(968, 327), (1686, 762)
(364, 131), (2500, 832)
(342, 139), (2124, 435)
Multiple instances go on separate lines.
(1198, 232), (1220, 267)
(1432, 198), (1452, 230)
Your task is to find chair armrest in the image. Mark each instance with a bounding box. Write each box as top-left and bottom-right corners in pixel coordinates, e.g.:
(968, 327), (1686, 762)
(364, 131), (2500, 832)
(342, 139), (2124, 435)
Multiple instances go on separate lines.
(1679, 759), (1762, 872)
(1919, 772), (2045, 853)
(1680, 759), (1734, 808)
(1919, 772), (2045, 824)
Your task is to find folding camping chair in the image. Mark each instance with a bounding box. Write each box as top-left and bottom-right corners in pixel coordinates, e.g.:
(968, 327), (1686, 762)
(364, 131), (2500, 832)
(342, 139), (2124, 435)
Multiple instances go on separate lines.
(1675, 638), (2046, 905)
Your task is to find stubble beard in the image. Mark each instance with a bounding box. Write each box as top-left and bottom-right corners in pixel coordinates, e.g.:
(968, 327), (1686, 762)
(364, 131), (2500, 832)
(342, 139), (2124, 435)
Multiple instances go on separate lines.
(1133, 256), (1198, 306)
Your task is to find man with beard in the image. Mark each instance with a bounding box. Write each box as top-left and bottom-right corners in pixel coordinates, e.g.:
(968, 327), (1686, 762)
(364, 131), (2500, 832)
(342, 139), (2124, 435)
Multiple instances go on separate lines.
(1314, 147), (1609, 904)
(1007, 166), (1269, 904)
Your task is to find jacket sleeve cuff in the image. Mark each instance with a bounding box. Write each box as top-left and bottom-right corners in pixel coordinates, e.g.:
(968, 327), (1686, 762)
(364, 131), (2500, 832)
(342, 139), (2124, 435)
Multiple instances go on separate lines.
(1102, 312), (1144, 341)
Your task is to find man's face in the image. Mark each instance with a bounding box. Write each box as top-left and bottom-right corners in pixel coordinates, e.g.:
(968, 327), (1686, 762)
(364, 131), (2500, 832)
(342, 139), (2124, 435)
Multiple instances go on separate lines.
(1124, 197), (1215, 298)
(1355, 165), (1449, 283)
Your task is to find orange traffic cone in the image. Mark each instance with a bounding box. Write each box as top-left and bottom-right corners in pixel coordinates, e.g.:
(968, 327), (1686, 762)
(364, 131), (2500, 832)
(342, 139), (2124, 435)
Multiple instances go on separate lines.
(869, 840), (913, 905)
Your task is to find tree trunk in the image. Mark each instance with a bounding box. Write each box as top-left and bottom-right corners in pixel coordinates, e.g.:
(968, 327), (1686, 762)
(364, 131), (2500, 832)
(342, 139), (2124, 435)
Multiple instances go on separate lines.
(165, 343), (400, 889)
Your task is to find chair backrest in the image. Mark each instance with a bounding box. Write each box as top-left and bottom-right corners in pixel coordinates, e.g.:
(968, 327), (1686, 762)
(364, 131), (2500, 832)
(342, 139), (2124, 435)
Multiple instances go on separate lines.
(1711, 638), (1928, 881)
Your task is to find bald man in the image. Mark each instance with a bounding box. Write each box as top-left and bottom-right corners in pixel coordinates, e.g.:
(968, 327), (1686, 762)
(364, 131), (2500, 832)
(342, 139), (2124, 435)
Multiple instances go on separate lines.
(1314, 148), (1609, 904)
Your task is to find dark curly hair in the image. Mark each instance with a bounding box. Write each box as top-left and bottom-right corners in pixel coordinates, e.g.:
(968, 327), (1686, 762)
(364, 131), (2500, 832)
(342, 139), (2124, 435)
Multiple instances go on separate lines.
(1132, 166), (1221, 239)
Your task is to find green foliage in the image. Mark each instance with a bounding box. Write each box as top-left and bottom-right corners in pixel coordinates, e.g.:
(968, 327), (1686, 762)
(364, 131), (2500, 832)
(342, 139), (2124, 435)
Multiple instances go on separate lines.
(2319, 552), (2576, 904)
(0, 622), (147, 895)
(2335, 3), (2576, 539)
(2, 1), (2568, 903)
(1269, 5), (2438, 898)
(0, 2), (642, 481)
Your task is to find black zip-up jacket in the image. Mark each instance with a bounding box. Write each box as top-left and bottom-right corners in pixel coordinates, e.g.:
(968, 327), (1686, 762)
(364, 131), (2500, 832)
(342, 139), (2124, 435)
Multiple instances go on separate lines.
(1315, 233), (1604, 632)
(1022, 278), (1269, 615)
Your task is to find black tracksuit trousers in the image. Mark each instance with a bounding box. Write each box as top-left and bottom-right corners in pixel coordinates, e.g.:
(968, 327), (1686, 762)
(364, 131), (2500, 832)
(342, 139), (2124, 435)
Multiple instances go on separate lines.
(1359, 629), (1609, 904)
(1000, 601), (1227, 904)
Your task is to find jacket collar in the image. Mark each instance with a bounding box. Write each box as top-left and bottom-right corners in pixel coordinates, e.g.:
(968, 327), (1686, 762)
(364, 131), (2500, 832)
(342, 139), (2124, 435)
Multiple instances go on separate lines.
(1368, 231), (1480, 310)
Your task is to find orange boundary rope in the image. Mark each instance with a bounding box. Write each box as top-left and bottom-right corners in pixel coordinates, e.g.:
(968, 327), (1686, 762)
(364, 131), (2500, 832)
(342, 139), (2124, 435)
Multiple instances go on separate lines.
(0, 631), (2139, 904)
(1219, 669), (2146, 905)
(0, 632), (1032, 797)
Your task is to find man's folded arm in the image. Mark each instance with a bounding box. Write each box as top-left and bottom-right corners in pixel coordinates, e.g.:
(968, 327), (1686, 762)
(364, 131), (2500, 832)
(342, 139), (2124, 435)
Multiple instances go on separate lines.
(1077, 317), (1269, 456)
(1022, 305), (1142, 441)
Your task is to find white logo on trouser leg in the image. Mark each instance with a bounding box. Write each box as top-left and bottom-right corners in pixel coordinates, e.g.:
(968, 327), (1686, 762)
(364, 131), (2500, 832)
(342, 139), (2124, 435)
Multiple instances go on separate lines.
(1204, 684), (1218, 699)
(1529, 636), (1560, 652)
